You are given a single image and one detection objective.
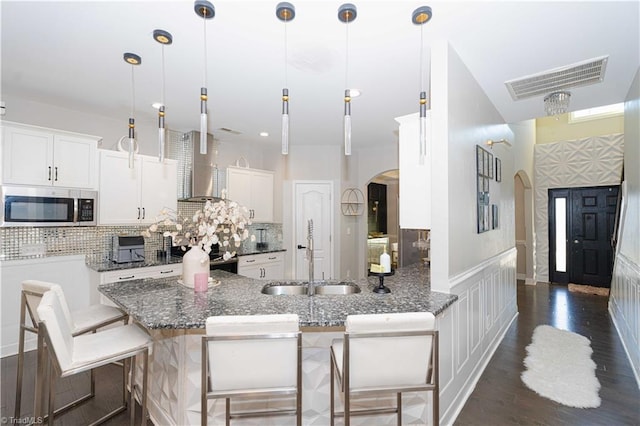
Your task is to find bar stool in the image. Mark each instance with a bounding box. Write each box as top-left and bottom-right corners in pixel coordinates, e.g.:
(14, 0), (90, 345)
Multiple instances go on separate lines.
(15, 280), (128, 420)
(202, 314), (302, 426)
(330, 312), (439, 426)
(35, 290), (152, 426)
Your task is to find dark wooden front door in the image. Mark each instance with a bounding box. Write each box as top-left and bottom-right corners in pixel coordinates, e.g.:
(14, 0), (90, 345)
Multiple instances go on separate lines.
(549, 186), (619, 287)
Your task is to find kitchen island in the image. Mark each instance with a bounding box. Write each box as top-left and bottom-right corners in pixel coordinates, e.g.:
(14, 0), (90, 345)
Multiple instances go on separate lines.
(99, 265), (456, 425)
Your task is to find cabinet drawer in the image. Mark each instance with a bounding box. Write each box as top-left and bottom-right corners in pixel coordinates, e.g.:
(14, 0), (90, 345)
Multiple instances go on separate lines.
(100, 264), (182, 284)
(238, 252), (284, 267)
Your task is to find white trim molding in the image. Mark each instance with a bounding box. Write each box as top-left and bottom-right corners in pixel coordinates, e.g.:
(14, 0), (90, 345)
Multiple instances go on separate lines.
(609, 252), (640, 387)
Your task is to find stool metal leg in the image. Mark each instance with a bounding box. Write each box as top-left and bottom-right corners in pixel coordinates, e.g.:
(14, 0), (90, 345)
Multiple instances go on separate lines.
(397, 392), (402, 425)
(14, 293), (29, 419)
(140, 350), (149, 426)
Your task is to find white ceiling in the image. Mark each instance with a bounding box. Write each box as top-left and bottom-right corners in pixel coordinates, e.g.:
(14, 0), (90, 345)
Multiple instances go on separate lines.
(2, 1), (638, 150)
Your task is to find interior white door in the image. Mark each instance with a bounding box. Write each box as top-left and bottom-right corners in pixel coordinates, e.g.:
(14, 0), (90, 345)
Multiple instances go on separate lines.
(294, 181), (333, 281)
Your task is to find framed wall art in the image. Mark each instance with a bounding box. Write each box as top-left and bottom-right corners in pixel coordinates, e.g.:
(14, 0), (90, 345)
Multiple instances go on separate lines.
(476, 145), (491, 233)
(495, 157), (502, 182)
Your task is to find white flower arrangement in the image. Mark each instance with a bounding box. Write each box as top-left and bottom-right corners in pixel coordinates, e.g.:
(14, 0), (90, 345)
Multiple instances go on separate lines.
(143, 190), (254, 260)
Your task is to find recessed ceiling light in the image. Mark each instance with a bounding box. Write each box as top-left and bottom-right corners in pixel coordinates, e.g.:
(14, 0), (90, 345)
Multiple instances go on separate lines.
(260, 132), (269, 137)
(350, 89), (361, 97)
(152, 102), (163, 109)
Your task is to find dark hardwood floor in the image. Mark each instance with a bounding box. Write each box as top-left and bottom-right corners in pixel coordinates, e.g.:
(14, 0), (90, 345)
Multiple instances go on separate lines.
(1, 350), (151, 425)
(455, 282), (640, 426)
(2, 282), (638, 425)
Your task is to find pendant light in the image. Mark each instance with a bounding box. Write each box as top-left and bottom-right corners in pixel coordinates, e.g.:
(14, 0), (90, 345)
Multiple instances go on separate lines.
(412, 6), (432, 165)
(194, 0), (215, 155)
(276, 2), (295, 155)
(338, 3), (357, 156)
(123, 52), (141, 169)
(153, 29), (172, 163)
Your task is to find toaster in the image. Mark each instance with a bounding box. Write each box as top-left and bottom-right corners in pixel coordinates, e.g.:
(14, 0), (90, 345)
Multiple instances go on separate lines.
(112, 235), (145, 263)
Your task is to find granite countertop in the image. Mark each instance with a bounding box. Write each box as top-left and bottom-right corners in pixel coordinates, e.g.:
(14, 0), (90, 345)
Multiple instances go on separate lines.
(86, 254), (183, 272)
(98, 264), (457, 329)
(237, 248), (286, 256)
(87, 249), (286, 272)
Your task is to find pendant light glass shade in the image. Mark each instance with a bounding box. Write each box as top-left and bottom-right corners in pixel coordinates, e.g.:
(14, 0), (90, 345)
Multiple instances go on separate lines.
(344, 89), (352, 156)
(281, 88), (290, 155)
(419, 91), (427, 165)
(123, 52), (141, 169)
(339, 3), (357, 157)
(194, 0), (215, 155)
(277, 2), (295, 155)
(412, 6), (432, 165)
(153, 29), (172, 163)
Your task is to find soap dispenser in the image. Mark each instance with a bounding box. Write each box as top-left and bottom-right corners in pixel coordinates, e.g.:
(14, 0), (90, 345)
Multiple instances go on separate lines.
(380, 245), (391, 273)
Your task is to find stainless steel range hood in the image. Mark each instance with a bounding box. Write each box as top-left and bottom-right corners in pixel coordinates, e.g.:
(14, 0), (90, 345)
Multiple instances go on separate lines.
(175, 131), (225, 202)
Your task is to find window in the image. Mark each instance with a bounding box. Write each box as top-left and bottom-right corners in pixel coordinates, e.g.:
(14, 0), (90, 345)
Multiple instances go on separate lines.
(568, 103), (624, 123)
(554, 197), (567, 273)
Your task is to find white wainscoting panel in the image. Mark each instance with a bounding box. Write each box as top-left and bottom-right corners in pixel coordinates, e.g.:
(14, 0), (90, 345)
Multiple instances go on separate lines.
(439, 248), (518, 426)
(609, 253), (640, 386)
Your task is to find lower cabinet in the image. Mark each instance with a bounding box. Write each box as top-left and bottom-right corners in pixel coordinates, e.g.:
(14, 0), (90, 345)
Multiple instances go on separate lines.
(238, 252), (284, 280)
(89, 264), (182, 305)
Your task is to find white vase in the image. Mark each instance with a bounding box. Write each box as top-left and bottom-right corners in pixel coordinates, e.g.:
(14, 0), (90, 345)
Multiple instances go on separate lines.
(181, 245), (209, 288)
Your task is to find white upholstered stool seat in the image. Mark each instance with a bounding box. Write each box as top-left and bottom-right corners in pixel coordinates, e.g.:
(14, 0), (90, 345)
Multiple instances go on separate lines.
(35, 290), (152, 426)
(15, 280), (128, 420)
(330, 312), (439, 426)
(202, 314), (302, 426)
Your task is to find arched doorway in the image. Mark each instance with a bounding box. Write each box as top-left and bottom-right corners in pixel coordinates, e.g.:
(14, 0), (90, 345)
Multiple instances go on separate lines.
(365, 170), (399, 270)
(515, 170), (536, 284)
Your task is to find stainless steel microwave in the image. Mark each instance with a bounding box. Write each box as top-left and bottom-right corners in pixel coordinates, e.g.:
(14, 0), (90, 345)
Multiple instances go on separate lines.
(1, 185), (97, 227)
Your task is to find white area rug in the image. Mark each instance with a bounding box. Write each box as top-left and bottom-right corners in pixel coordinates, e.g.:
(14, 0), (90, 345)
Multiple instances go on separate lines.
(521, 325), (601, 408)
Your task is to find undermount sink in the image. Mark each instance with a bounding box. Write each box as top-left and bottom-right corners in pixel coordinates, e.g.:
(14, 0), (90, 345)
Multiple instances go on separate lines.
(261, 281), (361, 296)
(261, 284), (308, 295)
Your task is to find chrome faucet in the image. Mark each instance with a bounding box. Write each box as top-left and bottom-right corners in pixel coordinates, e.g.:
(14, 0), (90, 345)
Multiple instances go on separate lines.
(307, 219), (315, 296)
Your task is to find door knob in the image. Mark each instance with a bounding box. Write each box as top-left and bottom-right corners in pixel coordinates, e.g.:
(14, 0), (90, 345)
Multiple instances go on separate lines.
(573, 239), (580, 243)
(297, 245), (306, 249)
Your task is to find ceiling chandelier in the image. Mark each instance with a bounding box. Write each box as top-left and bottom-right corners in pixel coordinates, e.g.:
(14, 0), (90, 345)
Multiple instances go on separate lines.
(544, 91), (571, 117)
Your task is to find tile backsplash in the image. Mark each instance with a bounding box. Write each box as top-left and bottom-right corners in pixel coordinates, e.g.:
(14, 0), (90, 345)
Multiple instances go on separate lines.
(1, 200), (282, 262)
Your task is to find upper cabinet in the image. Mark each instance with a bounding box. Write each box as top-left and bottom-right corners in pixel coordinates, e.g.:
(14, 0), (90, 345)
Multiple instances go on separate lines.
(396, 112), (431, 229)
(1, 122), (99, 189)
(226, 166), (274, 223)
(98, 150), (177, 225)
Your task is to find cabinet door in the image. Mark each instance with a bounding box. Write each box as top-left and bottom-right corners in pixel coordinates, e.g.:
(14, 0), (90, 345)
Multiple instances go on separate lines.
(140, 157), (177, 224)
(98, 150), (142, 224)
(226, 167), (252, 211)
(238, 264), (264, 279)
(263, 259), (284, 280)
(53, 134), (97, 189)
(2, 125), (54, 185)
(251, 170), (274, 222)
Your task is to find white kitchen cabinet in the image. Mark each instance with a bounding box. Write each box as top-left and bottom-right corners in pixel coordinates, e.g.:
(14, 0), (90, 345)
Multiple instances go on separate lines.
(226, 166), (274, 222)
(98, 150), (177, 225)
(238, 252), (284, 280)
(1, 122), (99, 189)
(396, 112), (431, 229)
(89, 263), (182, 306)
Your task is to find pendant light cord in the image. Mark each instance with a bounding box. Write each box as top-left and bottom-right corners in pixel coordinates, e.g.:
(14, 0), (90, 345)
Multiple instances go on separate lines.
(202, 16), (208, 87)
(161, 45), (166, 105)
(284, 16), (289, 87)
(345, 19), (350, 88)
(420, 24), (425, 92)
(130, 65), (136, 118)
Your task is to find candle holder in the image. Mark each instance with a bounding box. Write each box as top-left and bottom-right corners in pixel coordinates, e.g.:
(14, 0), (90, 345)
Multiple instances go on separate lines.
(368, 269), (394, 294)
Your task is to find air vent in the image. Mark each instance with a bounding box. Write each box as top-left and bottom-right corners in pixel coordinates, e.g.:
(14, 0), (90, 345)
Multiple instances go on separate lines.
(505, 56), (608, 100)
(217, 127), (242, 135)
